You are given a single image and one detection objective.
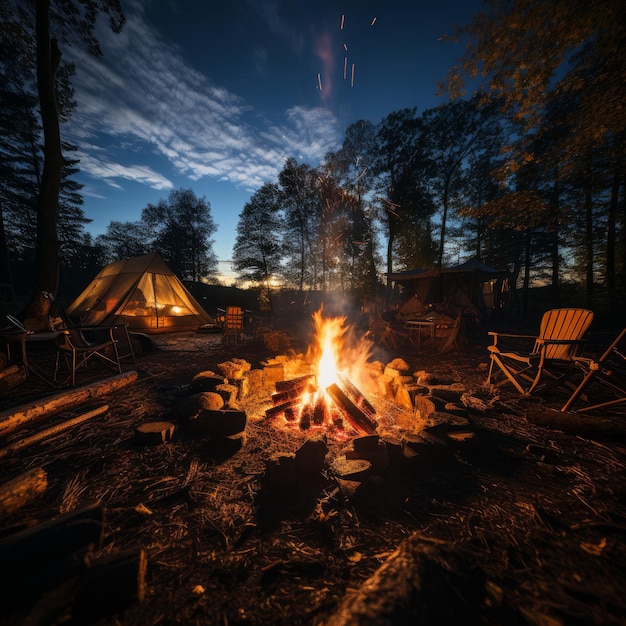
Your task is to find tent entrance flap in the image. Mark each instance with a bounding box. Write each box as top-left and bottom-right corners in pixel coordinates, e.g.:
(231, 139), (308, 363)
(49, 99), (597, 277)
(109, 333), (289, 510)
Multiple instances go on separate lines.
(66, 252), (215, 334)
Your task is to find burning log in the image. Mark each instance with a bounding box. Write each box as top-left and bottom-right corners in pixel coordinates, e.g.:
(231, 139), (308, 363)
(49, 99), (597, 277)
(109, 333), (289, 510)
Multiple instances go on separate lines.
(274, 374), (314, 393)
(338, 373), (376, 417)
(271, 383), (314, 406)
(326, 383), (378, 435)
(265, 399), (300, 420)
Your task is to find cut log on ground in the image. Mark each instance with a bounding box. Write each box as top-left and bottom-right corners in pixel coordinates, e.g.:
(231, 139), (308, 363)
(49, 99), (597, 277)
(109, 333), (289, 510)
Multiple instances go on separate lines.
(324, 533), (485, 626)
(0, 466), (48, 521)
(525, 407), (626, 438)
(12, 546), (147, 626)
(0, 364), (27, 395)
(71, 546), (148, 623)
(134, 420), (176, 445)
(0, 502), (105, 611)
(0, 370), (138, 437)
(0, 405), (109, 460)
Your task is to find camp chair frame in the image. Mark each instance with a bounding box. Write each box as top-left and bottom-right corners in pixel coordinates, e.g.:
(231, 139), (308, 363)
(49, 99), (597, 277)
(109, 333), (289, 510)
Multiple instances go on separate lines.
(54, 326), (124, 386)
(222, 306), (246, 346)
(44, 292), (136, 386)
(486, 308), (594, 396)
(561, 327), (626, 413)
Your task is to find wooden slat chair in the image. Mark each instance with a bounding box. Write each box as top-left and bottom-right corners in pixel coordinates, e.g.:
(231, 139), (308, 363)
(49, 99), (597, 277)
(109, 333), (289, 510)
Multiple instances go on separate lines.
(222, 306), (246, 346)
(486, 308), (594, 395)
(561, 327), (626, 413)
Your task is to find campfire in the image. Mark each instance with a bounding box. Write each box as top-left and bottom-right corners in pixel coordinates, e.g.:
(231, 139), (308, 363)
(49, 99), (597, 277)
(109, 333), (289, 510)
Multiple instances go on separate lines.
(265, 309), (379, 436)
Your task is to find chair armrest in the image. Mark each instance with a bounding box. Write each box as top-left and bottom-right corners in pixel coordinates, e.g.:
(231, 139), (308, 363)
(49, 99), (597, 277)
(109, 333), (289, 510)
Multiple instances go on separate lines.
(488, 331), (537, 340)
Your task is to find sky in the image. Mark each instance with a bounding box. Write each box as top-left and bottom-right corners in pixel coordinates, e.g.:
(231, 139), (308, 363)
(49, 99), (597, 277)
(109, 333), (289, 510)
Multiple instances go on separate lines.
(63, 0), (483, 282)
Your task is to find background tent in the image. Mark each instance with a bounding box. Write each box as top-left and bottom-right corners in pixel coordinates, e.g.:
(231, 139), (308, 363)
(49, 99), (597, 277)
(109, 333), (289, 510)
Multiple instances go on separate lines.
(387, 257), (510, 323)
(66, 252), (215, 333)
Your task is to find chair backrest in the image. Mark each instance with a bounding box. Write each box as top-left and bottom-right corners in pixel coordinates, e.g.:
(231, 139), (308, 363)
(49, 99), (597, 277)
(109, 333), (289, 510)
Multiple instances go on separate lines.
(536, 308), (594, 360)
(224, 306), (244, 331)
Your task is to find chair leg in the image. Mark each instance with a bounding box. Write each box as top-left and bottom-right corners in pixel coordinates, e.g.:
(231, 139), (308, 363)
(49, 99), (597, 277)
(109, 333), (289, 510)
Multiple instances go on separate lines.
(489, 354), (528, 394)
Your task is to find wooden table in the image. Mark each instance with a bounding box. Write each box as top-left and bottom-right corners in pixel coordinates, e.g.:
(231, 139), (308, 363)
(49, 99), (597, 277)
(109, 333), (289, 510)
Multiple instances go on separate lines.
(405, 319), (435, 352)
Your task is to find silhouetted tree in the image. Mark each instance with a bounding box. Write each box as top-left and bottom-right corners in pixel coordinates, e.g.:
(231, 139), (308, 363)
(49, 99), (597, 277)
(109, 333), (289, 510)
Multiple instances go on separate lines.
(3, 0), (124, 320)
(233, 182), (283, 310)
(142, 188), (218, 282)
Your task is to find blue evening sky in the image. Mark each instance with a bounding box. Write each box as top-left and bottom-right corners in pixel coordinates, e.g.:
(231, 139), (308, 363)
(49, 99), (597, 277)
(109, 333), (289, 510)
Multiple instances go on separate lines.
(64, 0), (482, 282)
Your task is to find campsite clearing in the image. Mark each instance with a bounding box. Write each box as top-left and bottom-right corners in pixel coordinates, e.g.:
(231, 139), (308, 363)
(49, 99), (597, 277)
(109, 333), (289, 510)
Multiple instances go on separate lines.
(1, 320), (625, 626)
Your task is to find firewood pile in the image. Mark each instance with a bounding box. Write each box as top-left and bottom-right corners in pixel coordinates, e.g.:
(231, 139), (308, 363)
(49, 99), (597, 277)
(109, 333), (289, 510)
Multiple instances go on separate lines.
(1, 327), (626, 626)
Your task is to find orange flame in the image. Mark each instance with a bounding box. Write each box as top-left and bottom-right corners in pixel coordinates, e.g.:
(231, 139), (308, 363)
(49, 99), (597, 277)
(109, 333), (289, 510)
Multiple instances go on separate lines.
(306, 307), (374, 410)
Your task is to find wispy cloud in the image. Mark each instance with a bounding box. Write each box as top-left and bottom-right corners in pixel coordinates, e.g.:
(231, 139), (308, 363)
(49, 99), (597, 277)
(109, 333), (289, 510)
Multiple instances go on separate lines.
(64, 2), (341, 194)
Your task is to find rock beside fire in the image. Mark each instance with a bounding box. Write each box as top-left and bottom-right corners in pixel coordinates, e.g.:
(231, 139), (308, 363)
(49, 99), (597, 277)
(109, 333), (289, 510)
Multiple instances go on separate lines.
(216, 358), (251, 380)
(169, 392), (247, 438)
(171, 392), (225, 419)
(190, 371), (227, 393)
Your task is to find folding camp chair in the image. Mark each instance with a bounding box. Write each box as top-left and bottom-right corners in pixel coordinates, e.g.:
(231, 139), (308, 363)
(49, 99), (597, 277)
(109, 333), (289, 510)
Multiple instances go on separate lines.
(222, 306), (246, 346)
(44, 293), (135, 386)
(561, 327), (626, 413)
(486, 308), (594, 395)
(54, 326), (124, 386)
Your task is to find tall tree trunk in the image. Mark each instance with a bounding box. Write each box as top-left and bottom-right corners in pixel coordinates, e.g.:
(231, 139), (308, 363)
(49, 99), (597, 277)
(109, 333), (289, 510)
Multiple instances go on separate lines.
(437, 179), (450, 271)
(606, 169), (618, 307)
(26, 0), (62, 322)
(0, 208), (14, 302)
(549, 176), (560, 304)
(385, 215), (397, 306)
(522, 228), (531, 318)
(583, 161), (594, 307)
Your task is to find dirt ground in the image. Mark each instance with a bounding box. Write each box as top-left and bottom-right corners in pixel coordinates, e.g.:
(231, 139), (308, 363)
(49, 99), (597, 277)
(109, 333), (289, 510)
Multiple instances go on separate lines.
(1, 317), (626, 626)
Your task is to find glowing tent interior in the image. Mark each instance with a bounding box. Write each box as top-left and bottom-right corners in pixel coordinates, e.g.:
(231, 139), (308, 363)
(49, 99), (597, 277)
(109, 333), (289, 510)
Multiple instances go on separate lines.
(66, 252), (215, 333)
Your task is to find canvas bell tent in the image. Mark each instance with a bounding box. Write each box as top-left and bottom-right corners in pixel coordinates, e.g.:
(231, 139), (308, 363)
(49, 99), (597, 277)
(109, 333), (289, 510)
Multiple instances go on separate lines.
(66, 252), (215, 333)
